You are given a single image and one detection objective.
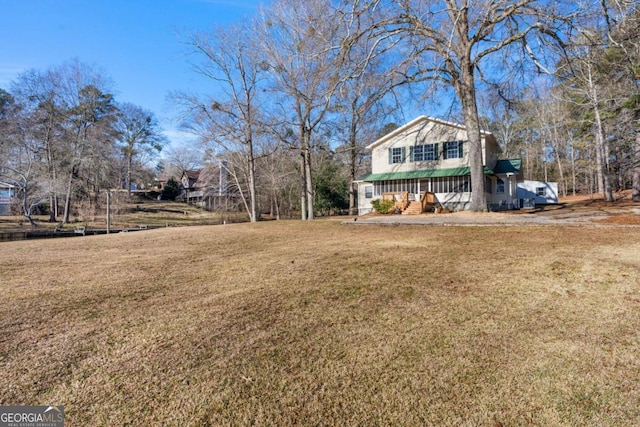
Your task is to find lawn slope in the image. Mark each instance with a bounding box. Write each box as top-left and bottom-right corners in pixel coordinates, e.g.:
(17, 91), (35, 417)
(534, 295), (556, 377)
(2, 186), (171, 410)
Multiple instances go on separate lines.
(1, 221), (639, 426)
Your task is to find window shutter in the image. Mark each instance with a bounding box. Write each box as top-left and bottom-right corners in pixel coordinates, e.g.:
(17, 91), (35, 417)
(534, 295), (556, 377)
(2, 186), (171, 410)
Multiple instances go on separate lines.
(409, 146), (414, 162)
(401, 147), (407, 163)
(458, 141), (464, 158)
(443, 142), (448, 160)
(433, 143), (439, 160)
(388, 148), (393, 164)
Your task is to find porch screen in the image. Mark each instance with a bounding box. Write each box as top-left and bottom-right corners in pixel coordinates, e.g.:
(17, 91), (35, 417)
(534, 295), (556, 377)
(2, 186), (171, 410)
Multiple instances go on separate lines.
(431, 176), (470, 193)
(373, 179), (418, 196)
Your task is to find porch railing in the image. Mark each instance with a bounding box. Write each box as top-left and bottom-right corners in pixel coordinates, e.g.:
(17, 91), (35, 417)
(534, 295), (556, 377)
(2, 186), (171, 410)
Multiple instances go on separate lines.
(381, 191), (410, 212)
(420, 191), (437, 212)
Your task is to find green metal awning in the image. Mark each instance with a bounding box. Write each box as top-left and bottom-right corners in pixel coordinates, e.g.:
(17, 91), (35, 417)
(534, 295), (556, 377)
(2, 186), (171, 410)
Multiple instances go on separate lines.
(359, 166), (493, 182)
(357, 159), (521, 182)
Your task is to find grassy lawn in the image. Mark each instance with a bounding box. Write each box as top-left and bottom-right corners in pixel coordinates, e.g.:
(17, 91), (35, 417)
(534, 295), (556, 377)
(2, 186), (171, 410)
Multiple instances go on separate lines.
(1, 220), (639, 425)
(0, 197), (248, 232)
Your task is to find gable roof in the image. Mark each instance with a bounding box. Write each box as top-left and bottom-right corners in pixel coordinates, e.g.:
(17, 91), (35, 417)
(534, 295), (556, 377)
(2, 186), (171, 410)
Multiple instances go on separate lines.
(492, 159), (521, 175)
(184, 170), (201, 181)
(367, 116), (493, 150)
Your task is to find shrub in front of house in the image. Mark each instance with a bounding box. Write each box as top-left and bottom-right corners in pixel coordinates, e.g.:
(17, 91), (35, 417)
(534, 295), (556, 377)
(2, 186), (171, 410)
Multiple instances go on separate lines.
(371, 199), (395, 214)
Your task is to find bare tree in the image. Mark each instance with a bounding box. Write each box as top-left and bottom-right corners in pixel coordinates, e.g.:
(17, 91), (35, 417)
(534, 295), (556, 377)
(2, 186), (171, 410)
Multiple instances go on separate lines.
(160, 144), (202, 179)
(62, 86), (116, 222)
(10, 69), (68, 221)
(0, 93), (49, 225)
(35, 60), (117, 223)
(257, 142), (301, 220)
(362, 0), (576, 211)
(559, 32), (617, 200)
(334, 12), (404, 215)
(601, 2), (640, 200)
(256, 0), (353, 220)
(179, 21), (266, 222)
(114, 102), (166, 197)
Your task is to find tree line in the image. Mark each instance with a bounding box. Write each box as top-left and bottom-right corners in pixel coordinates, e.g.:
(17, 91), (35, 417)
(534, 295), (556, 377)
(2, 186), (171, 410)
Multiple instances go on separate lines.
(2, 0), (638, 225)
(176, 0), (638, 221)
(0, 60), (166, 225)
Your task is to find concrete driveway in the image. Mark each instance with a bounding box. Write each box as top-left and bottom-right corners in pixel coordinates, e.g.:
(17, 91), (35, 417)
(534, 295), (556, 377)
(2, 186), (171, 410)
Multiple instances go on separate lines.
(344, 205), (640, 227)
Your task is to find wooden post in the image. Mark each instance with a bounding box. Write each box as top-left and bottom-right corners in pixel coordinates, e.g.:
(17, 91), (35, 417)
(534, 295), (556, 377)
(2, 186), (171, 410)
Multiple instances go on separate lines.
(106, 190), (111, 234)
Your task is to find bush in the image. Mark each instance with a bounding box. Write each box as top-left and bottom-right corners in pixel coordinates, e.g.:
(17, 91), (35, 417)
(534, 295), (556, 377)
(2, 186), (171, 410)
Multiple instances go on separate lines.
(371, 198), (395, 214)
(161, 178), (181, 201)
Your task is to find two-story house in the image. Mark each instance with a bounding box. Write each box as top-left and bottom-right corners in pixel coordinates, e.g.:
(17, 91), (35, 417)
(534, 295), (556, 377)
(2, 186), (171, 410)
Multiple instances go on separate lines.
(179, 161), (240, 211)
(356, 116), (525, 214)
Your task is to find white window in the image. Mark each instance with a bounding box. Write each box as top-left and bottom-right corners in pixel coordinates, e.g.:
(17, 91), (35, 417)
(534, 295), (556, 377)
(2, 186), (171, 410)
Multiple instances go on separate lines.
(389, 147), (405, 164)
(496, 178), (505, 194)
(536, 187), (545, 196)
(412, 145), (424, 162)
(365, 185), (373, 199)
(443, 141), (463, 159)
(411, 143), (438, 162)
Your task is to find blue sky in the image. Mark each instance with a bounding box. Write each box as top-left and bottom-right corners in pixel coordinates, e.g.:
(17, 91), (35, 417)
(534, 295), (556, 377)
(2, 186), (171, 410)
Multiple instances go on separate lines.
(0, 0), (266, 146)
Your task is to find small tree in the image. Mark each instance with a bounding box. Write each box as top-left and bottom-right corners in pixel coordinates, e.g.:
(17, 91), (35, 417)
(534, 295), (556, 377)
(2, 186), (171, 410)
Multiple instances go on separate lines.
(114, 102), (167, 197)
(161, 177), (181, 201)
(314, 159), (349, 215)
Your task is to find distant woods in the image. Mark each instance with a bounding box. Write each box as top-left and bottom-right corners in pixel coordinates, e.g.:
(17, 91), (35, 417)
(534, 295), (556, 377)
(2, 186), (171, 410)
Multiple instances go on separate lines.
(0, 60), (167, 224)
(176, 0), (640, 217)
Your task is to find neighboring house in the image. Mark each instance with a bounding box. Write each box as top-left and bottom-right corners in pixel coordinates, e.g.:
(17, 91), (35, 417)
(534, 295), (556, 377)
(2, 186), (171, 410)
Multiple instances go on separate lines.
(356, 116), (543, 214)
(178, 169), (205, 207)
(0, 182), (16, 216)
(179, 162), (239, 210)
(180, 169), (203, 204)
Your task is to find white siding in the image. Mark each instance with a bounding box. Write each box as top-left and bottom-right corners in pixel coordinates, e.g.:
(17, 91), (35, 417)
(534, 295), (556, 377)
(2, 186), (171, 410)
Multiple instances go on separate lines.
(517, 180), (559, 204)
(357, 182), (374, 215)
(369, 117), (494, 175)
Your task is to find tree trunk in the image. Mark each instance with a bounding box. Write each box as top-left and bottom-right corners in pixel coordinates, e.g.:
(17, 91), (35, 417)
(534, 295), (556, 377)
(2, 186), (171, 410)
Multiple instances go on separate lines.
(457, 65), (487, 212)
(633, 128), (640, 201)
(248, 159), (257, 222)
(246, 133), (257, 222)
(593, 100), (613, 201)
(43, 102), (58, 223)
(569, 134), (577, 197)
(21, 187), (36, 227)
(552, 126), (566, 198)
(305, 146), (314, 220)
(348, 116), (358, 216)
(48, 194), (57, 222)
(586, 63), (609, 199)
(62, 166), (75, 224)
(299, 125), (314, 220)
(126, 151), (133, 198)
(47, 162), (58, 222)
(299, 150), (307, 220)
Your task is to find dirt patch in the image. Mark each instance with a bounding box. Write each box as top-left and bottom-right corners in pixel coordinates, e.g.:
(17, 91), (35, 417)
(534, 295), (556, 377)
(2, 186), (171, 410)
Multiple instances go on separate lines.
(593, 213), (640, 225)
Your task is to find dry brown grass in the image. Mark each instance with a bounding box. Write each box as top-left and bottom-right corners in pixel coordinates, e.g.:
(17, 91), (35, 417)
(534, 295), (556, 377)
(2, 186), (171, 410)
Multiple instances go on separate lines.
(1, 221), (640, 426)
(0, 198), (247, 232)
